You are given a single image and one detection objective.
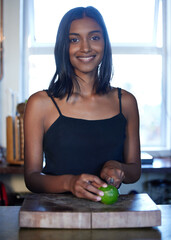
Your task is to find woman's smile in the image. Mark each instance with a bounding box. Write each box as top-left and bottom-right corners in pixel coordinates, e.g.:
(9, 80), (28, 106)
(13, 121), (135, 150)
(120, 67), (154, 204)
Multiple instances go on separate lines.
(77, 55), (96, 63)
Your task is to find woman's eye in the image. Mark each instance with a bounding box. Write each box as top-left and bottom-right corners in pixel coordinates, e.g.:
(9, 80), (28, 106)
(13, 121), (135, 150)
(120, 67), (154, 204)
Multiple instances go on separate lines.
(70, 38), (79, 43)
(91, 35), (100, 41)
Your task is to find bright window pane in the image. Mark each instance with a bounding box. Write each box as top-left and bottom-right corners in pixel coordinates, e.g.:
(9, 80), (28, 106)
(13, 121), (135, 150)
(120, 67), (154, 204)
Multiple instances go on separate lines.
(112, 54), (162, 147)
(28, 55), (55, 94)
(97, 0), (156, 44)
(34, 0), (159, 45)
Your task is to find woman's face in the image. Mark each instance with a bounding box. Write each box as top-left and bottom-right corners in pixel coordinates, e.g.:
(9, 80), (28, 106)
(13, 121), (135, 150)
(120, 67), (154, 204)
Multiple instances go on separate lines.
(69, 17), (104, 77)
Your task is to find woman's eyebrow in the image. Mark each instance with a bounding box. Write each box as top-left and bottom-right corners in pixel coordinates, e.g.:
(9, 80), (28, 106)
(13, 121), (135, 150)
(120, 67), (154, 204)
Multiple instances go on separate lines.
(69, 30), (102, 36)
(69, 33), (79, 36)
(89, 30), (102, 34)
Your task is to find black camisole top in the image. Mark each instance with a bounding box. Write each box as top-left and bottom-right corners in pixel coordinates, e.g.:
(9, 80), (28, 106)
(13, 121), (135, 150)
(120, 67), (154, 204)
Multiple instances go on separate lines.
(42, 88), (127, 177)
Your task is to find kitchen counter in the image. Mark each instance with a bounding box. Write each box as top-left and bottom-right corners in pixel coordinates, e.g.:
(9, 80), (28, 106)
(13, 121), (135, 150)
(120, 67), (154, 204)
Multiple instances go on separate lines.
(0, 205), (170, 240)
(142, 157), (171, 173)
(0, 161), (24, 174)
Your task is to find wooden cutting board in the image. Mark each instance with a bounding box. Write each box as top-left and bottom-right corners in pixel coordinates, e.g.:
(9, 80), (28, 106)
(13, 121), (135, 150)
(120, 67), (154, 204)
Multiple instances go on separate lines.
(19, 193), (161, 229)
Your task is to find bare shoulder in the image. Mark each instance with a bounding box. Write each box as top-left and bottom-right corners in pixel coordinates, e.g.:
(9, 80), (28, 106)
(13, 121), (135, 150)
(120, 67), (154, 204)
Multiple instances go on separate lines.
(120, 89), (139, 119)
(108, 87), (137, 103)
(25, 90), (50, 117)
(121, 89), (138, 104)
(27, 90), (49, 104)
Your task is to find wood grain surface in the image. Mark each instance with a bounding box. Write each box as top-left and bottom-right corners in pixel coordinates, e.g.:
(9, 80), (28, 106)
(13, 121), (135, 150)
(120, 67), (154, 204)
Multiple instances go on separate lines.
(19, 193), (161, 229)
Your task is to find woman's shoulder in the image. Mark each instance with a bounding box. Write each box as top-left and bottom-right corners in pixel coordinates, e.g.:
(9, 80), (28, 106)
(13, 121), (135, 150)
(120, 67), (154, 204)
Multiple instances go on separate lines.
(25, 90), (51, 114)
(109, 87), (138, 118)
(27, 90), (49, 104)
(109, 87), (137, 102)
(119, 88), (139, 119)
(120, 88), (138, 106)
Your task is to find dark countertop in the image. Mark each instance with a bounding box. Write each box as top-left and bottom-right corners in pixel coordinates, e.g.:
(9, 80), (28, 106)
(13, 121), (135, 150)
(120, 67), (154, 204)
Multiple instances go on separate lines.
(0, 161), (24, 174)
(0, 205), (170, 240)
(0, 157), (171, 174)
(142, 157), (171, 173)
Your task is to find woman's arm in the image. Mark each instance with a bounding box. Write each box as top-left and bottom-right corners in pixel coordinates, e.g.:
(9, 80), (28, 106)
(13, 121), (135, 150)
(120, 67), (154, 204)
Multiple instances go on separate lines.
(24, 92), (106, 201)
(100, 90), (141, 188)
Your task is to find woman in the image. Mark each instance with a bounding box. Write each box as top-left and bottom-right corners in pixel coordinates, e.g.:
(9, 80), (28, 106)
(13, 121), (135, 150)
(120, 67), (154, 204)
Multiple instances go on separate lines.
(24, 6), (141, 202)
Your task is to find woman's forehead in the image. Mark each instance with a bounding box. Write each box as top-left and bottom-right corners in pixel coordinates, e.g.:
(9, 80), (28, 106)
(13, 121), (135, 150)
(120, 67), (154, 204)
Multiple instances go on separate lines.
(69, 17), (102, 33)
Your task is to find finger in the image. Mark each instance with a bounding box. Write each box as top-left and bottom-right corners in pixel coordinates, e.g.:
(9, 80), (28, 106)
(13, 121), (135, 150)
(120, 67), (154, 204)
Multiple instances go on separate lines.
(113, 170), (125, 184)
(110, 174), (124, 188)
(114, 180), (122, 189)
(78, 186), (102, 202)
(86, 175), (107, 188)
(103, 174), (121, 188)
(82, 181), (105, 197)
(91, 181), (103, 188)
(101, 172), (111, 184)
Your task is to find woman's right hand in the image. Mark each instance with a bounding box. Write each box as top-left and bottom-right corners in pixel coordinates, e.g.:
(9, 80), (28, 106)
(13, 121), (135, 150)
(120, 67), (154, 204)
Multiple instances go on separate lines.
(69, 174), (107, 202)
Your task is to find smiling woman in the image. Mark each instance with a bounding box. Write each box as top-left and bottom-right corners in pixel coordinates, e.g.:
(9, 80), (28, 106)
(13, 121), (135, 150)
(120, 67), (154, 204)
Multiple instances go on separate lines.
(24, 6), (141, 202)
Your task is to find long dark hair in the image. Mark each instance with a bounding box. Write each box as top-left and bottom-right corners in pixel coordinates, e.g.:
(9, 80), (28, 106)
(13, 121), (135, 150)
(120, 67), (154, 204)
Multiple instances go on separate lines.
(48, 6), (113, 99)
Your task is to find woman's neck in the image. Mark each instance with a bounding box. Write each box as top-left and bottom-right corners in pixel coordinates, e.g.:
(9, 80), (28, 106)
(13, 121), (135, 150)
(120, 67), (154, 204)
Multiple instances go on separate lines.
(73, 71), (97, 97)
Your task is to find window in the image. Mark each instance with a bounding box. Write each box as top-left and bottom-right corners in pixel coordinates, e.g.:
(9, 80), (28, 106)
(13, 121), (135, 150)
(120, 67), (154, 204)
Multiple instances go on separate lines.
(23, 0), (170, 155)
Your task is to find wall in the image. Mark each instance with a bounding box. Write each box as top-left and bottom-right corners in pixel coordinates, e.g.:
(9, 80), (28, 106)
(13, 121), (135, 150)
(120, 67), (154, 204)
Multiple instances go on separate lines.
(0, 0), (25, 194)
(0, 0), (23, 147)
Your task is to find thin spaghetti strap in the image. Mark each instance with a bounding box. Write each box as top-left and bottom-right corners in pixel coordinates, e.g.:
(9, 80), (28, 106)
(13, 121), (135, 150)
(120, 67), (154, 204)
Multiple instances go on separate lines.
(118, 88), (122, 113)
(50, 96), (62, 116)
(44, 90), (62, 116)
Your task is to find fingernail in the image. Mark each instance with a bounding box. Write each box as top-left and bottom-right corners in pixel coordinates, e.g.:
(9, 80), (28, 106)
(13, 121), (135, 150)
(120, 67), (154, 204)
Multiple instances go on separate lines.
(99, 191), (104, 196)
(96, 196), (101, 201)
(102, 183), (107, 187)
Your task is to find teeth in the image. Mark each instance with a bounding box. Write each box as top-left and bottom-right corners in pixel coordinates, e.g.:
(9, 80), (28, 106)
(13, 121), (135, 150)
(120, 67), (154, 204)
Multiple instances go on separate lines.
(77, 56), (95, 62)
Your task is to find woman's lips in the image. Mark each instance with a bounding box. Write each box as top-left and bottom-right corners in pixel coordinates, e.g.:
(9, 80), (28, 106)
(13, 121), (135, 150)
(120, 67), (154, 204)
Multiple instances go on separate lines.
(77, 55), (96, 63)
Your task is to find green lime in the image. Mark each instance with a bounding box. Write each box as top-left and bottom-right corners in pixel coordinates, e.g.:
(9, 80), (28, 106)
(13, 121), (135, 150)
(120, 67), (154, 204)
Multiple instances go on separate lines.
(99, 185), (119, 205)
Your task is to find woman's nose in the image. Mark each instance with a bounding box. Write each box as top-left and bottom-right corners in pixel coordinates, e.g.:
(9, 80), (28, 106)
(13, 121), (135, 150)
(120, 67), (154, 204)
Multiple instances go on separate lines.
(80, 39), (91, 52)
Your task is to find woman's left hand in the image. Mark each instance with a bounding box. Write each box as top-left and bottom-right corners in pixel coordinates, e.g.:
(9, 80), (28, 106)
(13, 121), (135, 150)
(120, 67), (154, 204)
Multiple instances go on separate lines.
(100, 160), (125, 188)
